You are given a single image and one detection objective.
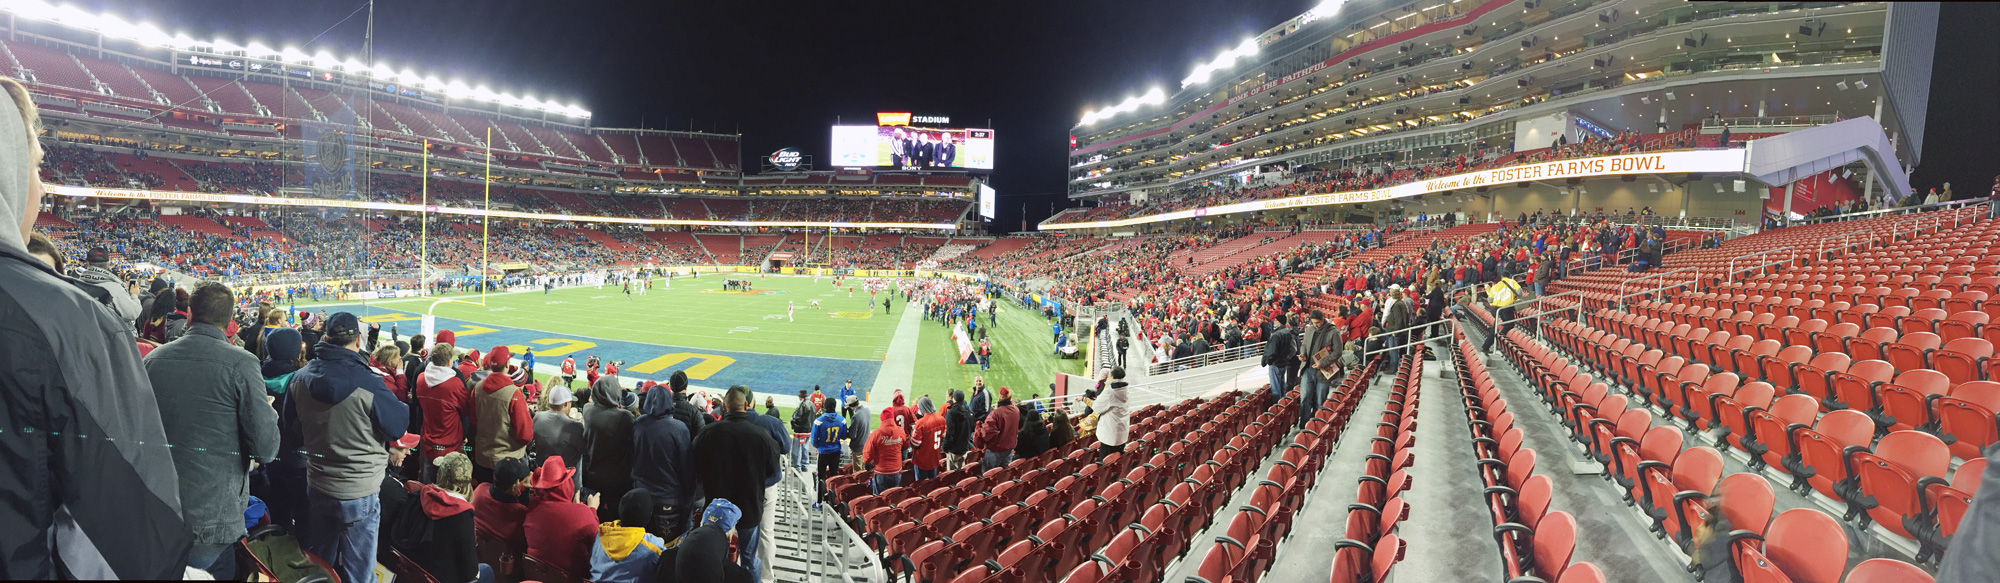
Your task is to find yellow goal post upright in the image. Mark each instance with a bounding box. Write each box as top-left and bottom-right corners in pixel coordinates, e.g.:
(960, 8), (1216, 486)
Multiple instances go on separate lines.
(414, 133), (491, 343)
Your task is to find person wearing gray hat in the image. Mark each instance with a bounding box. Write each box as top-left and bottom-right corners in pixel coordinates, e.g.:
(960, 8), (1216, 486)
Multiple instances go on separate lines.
(534, 384), (586, 471)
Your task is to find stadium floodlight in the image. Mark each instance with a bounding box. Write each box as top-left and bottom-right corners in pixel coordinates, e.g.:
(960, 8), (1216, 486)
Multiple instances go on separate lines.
(6, 0), (56, 22)
(245, 42), (275, 58)
(1300, 0), (1347, 23)
(371, 62), (397, 79)
(1181, 38), (1259, 88)
(470, 85), (498, 102)
(128, 22), (173, 48)
(52, 4), (92, 27)
(1081, 87), (1166, 125)
(397, 69), (419, 84)
(422, 75), (443, 90)
(281, 46), (309, 63)
(342, 56), (367, 71)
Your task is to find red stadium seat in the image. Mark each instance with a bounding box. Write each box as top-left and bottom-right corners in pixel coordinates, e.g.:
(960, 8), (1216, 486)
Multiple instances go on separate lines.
(1848, 431), (1951, 539)
(1842, 559), (1934, 583)
(1785, 410), (1874, 500)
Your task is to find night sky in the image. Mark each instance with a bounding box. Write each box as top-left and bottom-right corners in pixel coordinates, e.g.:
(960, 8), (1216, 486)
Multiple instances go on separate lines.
(76, 0), (1994, 229)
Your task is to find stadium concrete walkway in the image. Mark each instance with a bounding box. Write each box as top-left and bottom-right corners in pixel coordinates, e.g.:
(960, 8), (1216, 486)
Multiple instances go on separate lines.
(867, 301), (923, 408)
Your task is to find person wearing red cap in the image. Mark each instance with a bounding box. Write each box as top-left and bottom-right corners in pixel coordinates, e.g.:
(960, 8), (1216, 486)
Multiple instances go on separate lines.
(973, 386), (1020, 471)
(416, 344), (473, 472)
(377, 433), (421, 564)
(522, 456), (600, 579)
(472, 345), (535, 485)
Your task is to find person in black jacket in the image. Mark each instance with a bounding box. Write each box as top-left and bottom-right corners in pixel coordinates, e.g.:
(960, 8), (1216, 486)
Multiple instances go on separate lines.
(1014, 404), (1050, 460)
(631, 386), (693, 540)
(394, 452), (486, 583)
(943, 389), (974, 470)
(1261, 315), (1298, 398)
(788, 389), (816, 473)
(378, 433), (420, 565)
(581, 375), (636, 523)
(690, 386), (782, 580)
(668, 370), (706, 440)
(669, 499), (755, 583)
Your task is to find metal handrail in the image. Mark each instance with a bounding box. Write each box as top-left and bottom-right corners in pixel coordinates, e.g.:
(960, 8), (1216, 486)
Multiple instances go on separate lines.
(1724, 247), (1794, 284)
(1616, 265), (1700, 302)
(1147, 340), (1268, 376)
(1796, 198), (1982, 225)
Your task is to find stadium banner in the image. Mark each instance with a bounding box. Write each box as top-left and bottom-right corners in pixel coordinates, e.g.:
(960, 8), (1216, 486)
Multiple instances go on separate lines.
(1041, 148), (1750, 230)
(42, 184), (957, 230)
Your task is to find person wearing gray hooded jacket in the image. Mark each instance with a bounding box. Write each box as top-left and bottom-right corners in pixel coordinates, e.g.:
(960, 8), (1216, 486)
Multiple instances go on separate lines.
(68, 247), (143, 323)
(0, 76), (193, 580)
(581, 375), (636, 523)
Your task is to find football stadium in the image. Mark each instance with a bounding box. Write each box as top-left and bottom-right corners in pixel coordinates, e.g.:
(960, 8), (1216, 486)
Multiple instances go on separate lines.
(2, 0), (1995, 582)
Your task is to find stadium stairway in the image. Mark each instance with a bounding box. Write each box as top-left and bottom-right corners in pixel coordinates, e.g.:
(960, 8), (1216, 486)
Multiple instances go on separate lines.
(1167, 231), (1266, 266)
(158, 215), (243, 240)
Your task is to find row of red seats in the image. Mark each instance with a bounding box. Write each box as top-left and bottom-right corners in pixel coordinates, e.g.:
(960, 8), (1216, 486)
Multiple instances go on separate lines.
(1325, 349), (1422, 583)
(1492, 321), (1941, 582)
(1185, 357), (1380, 583)
(845, 399), (1181, 583)
(1451, 326), (1601, 583)
(1523, 307), (1979, 573)
(1058, 388), (1318, 583)
(1602, 302), (2000, 456)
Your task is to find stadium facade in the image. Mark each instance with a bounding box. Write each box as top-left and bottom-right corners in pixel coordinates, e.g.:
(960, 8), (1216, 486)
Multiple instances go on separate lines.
(1051, 0), (1937, 232)
(1, 8), (978, 235)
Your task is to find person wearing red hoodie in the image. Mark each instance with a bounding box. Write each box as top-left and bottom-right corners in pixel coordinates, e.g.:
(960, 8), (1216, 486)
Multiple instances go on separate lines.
(471, 458), (532, 557)
(472, 345), (535, 485)
(909, 396), (946, 482)
(880, 390), (916, 438)
(523, 456), (600, 580)
(973, 387), (1020, 471)
(860, 412), (907, 495)
(416, 343), (473, 475)
(394, 452), (487, 583)
(560, 356), (577, 388)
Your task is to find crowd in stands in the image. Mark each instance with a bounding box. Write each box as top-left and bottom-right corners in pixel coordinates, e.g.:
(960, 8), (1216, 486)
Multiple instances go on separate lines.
(1051, 130), (1671, 226)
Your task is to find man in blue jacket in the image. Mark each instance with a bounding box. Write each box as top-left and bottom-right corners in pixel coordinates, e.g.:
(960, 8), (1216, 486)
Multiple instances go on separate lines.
(809, 396), (848, 510)
(632, 386), (693, 539)
(292, 312), (411, 583)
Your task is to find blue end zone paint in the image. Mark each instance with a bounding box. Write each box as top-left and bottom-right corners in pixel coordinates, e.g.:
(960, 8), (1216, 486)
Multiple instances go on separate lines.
(363, 308), (882, 395)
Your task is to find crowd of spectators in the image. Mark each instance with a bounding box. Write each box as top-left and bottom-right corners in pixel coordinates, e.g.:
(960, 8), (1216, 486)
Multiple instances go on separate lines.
(1050, 130), (1679, 227)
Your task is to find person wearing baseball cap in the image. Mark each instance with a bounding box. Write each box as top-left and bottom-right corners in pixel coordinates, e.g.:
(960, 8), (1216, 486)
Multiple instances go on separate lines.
(673, 498), (753, 582)
(534, 384), (586, 471)
(472, 345), (534, 485)
(375, 433), (420, 564)
(473, 457), (534, 554)
(292, 311), (410, 583)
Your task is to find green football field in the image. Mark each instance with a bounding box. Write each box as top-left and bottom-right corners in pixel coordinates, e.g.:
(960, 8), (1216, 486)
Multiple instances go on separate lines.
(294, 274), (1086, 416)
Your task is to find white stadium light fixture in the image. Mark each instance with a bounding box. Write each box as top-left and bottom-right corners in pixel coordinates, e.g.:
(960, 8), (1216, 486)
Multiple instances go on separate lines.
(1181, 38), (1259, 88)
(371, 63), (396, 79)
(281, 46), (309, 63)
(470, 85), (498, 102)
(342, 56), (367, 71)
(1300, 0), (1347, 23)
(8, 0), (55, 22)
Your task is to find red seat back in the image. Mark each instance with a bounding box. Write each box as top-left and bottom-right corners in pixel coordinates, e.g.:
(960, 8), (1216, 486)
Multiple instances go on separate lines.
(1764, 509), (1847, 583)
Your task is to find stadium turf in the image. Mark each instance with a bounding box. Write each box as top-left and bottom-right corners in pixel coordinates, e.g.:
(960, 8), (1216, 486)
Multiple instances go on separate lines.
(294, 274), (1084, 411)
